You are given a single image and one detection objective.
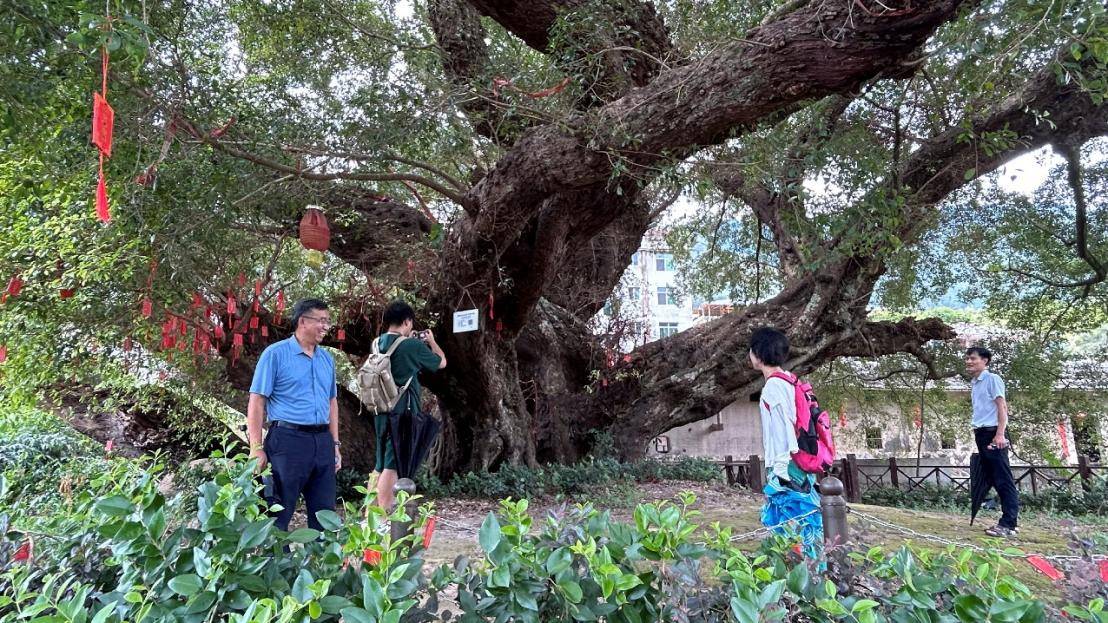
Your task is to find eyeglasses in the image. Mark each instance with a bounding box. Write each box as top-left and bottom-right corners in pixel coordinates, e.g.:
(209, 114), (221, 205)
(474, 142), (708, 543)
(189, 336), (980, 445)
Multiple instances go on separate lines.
(301, 315), (333, 328)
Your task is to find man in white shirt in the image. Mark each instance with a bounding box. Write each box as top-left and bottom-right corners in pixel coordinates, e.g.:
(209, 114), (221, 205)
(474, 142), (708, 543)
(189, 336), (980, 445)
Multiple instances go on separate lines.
(966, 346), (1019, 537)
(749, 327), (822, 555)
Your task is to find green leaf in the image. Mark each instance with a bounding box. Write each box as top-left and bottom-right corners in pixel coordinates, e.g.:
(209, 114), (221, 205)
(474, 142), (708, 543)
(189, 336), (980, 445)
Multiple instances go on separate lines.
(964, 168), (977, 181)
(479, 513), (502, 553)
(490, 565), (511, 588)
(954, 594), (988, 622)
(308, 600), (322, 619)
(786, 562), (809, 595)
(559, 580), (583, 604)
(94, 495), (133, 517)
(730, 594), (759, 623)
(314, 510), (343, 531)
(90, 605), (114, 623)
(758, 580), (786, 608)
(852, 599), (879, 613)
(340, 607), (373, 623)
(292, 570), (314, 603)
(238, 519), (271, 550)
(546, 547), (573, 576)
(287, 528), (322, 543)
(167, 574), (202, 597)
(989, 599), (1032, 622)
(185, 591), (217, 615)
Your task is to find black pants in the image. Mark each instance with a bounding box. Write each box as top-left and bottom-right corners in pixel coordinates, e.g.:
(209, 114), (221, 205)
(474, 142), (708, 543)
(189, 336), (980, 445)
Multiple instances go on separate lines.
(974, 426), (1020, 529)
(265, 425), (336, 531)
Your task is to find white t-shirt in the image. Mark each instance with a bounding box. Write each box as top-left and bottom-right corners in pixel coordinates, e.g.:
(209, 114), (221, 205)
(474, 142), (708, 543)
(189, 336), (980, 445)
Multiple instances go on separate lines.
(760, 375), (798, 481)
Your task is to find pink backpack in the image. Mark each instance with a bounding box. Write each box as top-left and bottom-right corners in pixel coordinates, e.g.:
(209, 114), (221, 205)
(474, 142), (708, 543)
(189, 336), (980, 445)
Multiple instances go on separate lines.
(771, 372), (836, 474)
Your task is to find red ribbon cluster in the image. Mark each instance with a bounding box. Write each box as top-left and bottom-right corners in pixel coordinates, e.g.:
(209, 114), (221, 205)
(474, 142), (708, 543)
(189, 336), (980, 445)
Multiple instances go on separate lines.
(91, 35), (114, 223)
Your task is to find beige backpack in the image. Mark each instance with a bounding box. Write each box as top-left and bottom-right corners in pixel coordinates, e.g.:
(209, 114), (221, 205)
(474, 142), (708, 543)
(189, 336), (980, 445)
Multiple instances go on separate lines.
(356, 335), (412, 414)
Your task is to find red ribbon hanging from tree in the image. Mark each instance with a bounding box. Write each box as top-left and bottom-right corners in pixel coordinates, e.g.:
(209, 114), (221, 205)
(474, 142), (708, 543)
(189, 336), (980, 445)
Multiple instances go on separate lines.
(422, 516), (437, 549)
(91, 22), (114, 223)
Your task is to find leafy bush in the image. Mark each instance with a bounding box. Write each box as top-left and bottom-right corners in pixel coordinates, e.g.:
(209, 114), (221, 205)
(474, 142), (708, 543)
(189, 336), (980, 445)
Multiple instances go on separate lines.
(0, 457), (440, 622)
(862, 479), (1108, 518)
(416, 456), (722, 501)
(3, 455), (1100, 622)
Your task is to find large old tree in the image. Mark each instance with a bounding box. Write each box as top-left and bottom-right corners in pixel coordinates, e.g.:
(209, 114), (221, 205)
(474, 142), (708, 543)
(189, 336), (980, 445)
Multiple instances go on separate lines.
(1, 1), (1106, 475)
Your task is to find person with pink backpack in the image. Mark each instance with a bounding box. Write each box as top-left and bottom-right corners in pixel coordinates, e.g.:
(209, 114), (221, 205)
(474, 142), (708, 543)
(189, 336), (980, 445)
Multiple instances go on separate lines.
(749, 327), (836, 557)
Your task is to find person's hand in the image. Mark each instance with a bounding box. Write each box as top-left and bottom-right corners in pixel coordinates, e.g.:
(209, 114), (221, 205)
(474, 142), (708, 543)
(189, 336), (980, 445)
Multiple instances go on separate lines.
(335, 449), (343, 472)
(423, 330), (438, 346)
(250, 446), (268, 473)
(990, 435), (1008, 450)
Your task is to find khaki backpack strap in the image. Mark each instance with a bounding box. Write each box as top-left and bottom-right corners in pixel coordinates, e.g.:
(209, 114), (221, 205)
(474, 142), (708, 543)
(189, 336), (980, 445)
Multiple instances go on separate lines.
(384, 335), (408, 356)
(371, 337), (382, 356)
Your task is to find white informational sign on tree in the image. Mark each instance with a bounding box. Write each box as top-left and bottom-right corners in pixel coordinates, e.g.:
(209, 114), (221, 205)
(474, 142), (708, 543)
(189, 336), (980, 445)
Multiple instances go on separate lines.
(453, 308), (479, 333)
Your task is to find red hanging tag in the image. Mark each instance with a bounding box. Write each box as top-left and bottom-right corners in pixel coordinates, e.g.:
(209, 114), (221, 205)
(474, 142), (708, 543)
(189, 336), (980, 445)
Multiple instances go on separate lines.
(249, 316), (259, 329)
(495, 319), (503, 333)
(260, 325), (268, 337)
(253, 298), (260, 313)
(12, 540), (32, 563)
(237, 273), (246, 287)
(250, 332), (256, 344)
(92, 93), (114, 157)
(227, 294), (237, 315)
(254, 280), (262, 296)
(6, 274), (23, 297)
(59, 288), (76, 299)
(423, 516), (436, 549)
(214, 324), (225, 340)
(1099, 559), (1108, 583)
(178, 320), (187, 336)
(276, 290), (286, 312)
(0, 345), (7, 363)
(123, 336), (133, 352)
(488, 291), (495, 320)
(233, 333), (243, 347)
(105, 439), (114, 456)
(96, 166), (111, 223)
(1026, 556), (1064, 581)
(337, 328), (345, 342)
(141, 297), (153, 318)
(192, 292), (203, 308)
(362, 549), (381, 566)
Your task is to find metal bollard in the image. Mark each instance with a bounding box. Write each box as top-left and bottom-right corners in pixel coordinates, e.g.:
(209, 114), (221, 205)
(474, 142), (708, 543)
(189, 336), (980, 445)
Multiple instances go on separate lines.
(390, 478), (418, 543)
(819, 476), (849, 547)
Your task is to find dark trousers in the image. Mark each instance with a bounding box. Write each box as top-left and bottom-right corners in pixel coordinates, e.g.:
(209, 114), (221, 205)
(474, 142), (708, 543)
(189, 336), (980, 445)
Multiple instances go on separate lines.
(265, 425), (336, 531)
(974, 426), (1020, 529)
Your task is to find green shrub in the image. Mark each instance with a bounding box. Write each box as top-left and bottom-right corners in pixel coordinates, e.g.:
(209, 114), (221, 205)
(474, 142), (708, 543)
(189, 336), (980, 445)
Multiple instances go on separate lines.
(414, 456), (722, 501)
(0, 456), (439, 623)
(2, 455), (1099, 622)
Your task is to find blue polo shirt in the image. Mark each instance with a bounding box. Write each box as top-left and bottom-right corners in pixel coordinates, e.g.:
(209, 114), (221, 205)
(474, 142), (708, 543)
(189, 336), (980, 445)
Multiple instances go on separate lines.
(249, 336), (337, 425)
(971, 369), (1006, 428)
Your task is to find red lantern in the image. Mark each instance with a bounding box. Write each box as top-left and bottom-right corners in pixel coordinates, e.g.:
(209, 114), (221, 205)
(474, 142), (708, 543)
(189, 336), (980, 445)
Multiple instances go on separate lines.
(299, 207), (330, 251)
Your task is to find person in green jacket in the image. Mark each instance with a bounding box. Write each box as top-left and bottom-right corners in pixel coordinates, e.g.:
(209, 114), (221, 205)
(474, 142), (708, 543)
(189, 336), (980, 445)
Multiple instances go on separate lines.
(374, 300), (446, 509)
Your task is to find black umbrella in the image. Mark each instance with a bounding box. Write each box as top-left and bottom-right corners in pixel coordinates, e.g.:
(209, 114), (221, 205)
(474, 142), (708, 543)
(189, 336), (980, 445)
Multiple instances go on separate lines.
(387, 391), (441, 479)
(969, 452), (991, 525)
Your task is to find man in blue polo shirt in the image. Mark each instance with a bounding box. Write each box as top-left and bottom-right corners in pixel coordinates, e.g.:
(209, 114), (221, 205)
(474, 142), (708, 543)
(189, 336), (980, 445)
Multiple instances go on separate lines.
(966, 346), (1019, 537)
(247, 298), (340, 531)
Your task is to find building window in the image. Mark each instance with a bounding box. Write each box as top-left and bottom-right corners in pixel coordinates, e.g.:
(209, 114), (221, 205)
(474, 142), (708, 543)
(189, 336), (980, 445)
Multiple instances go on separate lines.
(865, 427), (883, 450)
(631, 252), (640, 266)
(658, 322), (679, 338)
(628, 287), (641, 302)
(940, 430), (956, 450)
(657, 286), (672, 305)
(655, 253), (673, 272)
